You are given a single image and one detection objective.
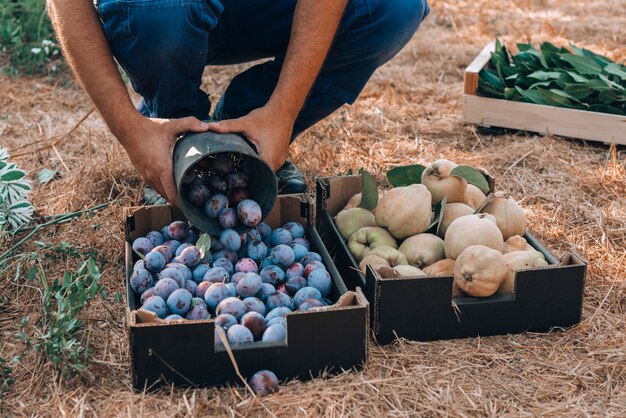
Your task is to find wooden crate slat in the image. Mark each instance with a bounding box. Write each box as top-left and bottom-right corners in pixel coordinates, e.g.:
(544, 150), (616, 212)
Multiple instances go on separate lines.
(463, 94), (626, 145)
(464, 41), (496, 95)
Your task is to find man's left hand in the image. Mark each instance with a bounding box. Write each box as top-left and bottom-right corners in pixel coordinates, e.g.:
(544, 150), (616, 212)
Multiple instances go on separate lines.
(208, 104), (295, 172)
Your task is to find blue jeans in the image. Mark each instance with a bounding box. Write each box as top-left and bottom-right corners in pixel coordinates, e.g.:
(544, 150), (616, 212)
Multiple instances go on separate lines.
(97, 0), (430, 140)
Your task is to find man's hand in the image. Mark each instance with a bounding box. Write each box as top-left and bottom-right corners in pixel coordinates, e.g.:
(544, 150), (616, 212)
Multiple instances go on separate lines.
(120, 116), (209, 204)
(208, 103), (294, 171)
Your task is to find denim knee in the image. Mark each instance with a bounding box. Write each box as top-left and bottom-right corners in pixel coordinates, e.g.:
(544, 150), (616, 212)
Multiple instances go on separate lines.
(366, 0), (430, 64)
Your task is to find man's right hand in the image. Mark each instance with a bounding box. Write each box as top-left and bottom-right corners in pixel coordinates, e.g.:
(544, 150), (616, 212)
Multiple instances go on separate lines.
(119, 116), (209, 205)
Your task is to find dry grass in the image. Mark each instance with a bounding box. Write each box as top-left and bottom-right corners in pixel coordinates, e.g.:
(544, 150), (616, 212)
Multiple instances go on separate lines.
(1, 0), (625, 416)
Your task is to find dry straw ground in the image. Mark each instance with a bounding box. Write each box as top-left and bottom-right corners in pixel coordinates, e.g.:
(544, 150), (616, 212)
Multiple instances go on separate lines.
(1, 0), (625, 416)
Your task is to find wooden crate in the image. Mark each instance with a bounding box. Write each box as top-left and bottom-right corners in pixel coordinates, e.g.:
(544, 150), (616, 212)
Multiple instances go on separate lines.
(462, 42), (626, 145)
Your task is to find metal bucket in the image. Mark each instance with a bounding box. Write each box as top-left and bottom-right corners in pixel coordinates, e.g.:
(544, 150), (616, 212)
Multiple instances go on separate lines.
(173, 131), (277, 234)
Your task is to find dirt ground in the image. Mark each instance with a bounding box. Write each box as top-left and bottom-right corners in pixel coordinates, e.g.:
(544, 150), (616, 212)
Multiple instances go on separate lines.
(1, 0), (625, 416)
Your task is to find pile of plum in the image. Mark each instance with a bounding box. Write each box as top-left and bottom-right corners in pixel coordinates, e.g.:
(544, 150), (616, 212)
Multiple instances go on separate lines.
(182, 154), (262, 229)
(130, 220), (334, 347)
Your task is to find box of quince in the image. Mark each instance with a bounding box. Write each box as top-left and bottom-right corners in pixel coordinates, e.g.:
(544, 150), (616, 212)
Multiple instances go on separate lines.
(315, 160), (586, 343)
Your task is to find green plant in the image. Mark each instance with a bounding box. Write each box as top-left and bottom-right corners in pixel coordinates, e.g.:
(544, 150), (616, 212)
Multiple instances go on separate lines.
(0, 0), (61, 75)
(478, 39), (626, 115)
(0, 148), (34, 234)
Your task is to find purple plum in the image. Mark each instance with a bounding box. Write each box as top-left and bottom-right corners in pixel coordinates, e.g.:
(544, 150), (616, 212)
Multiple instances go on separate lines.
(182, 229), (199, 244)
(163, 240), (182, 257)
(285, 276), (307, 295)
(207, 175), (228, 193)
(152, 245), (173, 263)
(160, 225), (172, 241)
(141, 296), (168, 319)
(145, 231), (165, 247)
(256, 283), (276, 303)
(292, 237), (310, 250)
(159, 267), (186, 288)
(300, 252), (322, 267)
(237, 199), (262, 227)
(180, 246), (201, 268)
(270, 228), (292, 246)
(230, 271), (247, 285)
(168, 221), (188, 241)
(286, 263), (305, 280)
(215, 313), (237, 330)
(307, 269), (332, 297)
(265, 307), (292, 322)
(297, 298), (325, 311)
(184, 279), (198, 295)
(226, 282), (238, 297)
(229, 187), (251, 207)
(166, 288), (192, 315)
(153, 278), (179, 300)
(203, 267), (229, 284)
(270, 244), (295, 268)
(196, 281), (212, 299)
(218, 207), (238, 229)
(241, 311), (267, 340)
(267, 316), (286, 327)
(266, 292), (294, 311)
(144, 251), (166, 273)
(130, 269), (153, 294)
(132, 237), (154, 256)
(290, 244), (308, 263)
(175, 243), (193, 257)
(246, 241), (268, 263)
(211, 154), (234, 176)
(304, 260), (326, 278)
(294, 287), (322, 308)
(257, 222), (272, 243)
(226, 324), (253, 345)
(220, 229), (242, 252)
(187, 183), (210, 207)
(227, 171), (248, 189)
(213, 250), (238, 265)
(260, 257), (275, 269)
(260, 265), (286, 286)
(235, 258), (259, 274)
(212, 258), (234, 275)
(204, 283), (231, 311)
(237, 273), (263, 298)
(204, 194), (229, 219)
(243, 296), (266, 316)
(283, 222), (305, 239)
(140, 287), (156, 305)
(249, 370), (279, 396)
(262, 324), (287, 343)
(216, 297), (247, 320)
(192, 263), (211, 284)
(164, 314), (183, 321)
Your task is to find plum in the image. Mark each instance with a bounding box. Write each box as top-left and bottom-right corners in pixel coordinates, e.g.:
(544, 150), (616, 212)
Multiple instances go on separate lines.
(212, 258), (234, 275)
(163, 240), (182, 257)
(249, 370), (279, 396)
(230, 271), (247, 285)
(164, 314), (183, 321)
(140, 287), (156, 305)
(297, 298), (325, 311)
(270, 244), (295, 268)
(235, 257), (258, 274)
(266, 316), (286, 327)
(304, 260), (326, 278)
(307, 269), (332, 297)
(175, 243), (193, 257)
(166, 288), (192, 315)
(237, 199), (262, 227)
(144, 251), (166, 273)
(270, 228), (292, 246)
(215, 313), (238, 330)
(145, 231), (166, 247)
(256, 283), (276, 303)
(182, 229), (198, 244)
(133, 259), (146, 272)
(228, 187), (250, 207)
(159, 266), (186, 288)
(211, 154), (234, 176)
(290, 244), (308, 263)
(210, 235), (223, 251)
(204, 194), (229, 219)
(227, 171), (248, 189)
(218, 207), (238, 229)
(184, 279), (198, 295)
(187, 183), (210, 207)
(186, 301), (209, 320)
(160, 225), (172, 241)
(203, 267), (229, 284)
(141, 296), (168, 319)
(207, 175), (228, 193)
(192, 263), (211, 284)
(226, 282), (238, 297)
(204, 283), (231, 311)
(285, 276), (307, 295)
(152, 245), (172, 263)
(243, 296), (266, 316)
(216, 297), (247, 320)
(220, 229), (242, 252)
(260, 265), (285, 286)
(260, 257), (276, 269)
(246, 241), (268, 263)
(236, 245), (248, 261)
(262, 324), (286, 343)
(179, 246), (201, 268)
(292, 237), (310, 250)
(237, 273), (263, 298)
(241, 311), (267, 340)
(265, 306), (292, 322)
(283, 222), (305, 239)
(168, 221), (188, 241)
(266, 292), (294, 311)
(214, 250), (238, 265)
(226, 324), (253, 345)
(247, 228), (262, 243)
(153, 278), (179, 300)
(294, 287), (322, 308)
(300, 252), (322, 267)
(132, 237), (154, 256)
(285, 263), (305, 280)
(195, 281), (212, 299)
(130, 269), (153, 294)
(257, 222), (272, 243)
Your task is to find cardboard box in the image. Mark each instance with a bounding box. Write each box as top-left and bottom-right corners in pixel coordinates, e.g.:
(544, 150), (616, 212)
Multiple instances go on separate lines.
(316, 175), (587, 344)
(124, 195), (368, 390)
(463, 42), (626, 146)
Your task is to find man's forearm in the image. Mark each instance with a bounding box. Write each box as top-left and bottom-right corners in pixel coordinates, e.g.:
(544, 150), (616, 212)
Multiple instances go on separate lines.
(269, 0), (349, 120)
(47, 0), (140, 142)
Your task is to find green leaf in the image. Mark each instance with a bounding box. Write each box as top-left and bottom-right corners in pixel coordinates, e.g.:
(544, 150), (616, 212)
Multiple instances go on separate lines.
(515, 86), (549, 105)
(598, 74), (624, 91)
(566, 71), (589, 83)
(1, 170), (26, 182)
(504, 87), (520, 100)
(450, 166), (490, 193)
(564, 80), (613, 99)
(434, 196), (448, 236)
(528, 71), (562, 81)
(588, 104), (625, 115)
(359, 171), (378, 211)
(559, 54), (603, 75)
(386, 164), (425, 187)
(604, 63), (626, 81)
(549, 89), (586, 105)
(196, 233), (212, 260)
(528, 81), (555, 90)
(38, 169), (60, 185)
(26, 266), (37, 281)
(516, 43), (534, 52)
(537, 89), (579, 108)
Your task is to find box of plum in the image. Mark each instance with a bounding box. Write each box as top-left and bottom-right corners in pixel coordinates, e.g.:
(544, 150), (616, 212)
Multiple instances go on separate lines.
(125, 195), (368, 391)
(315, 162), (586, 344)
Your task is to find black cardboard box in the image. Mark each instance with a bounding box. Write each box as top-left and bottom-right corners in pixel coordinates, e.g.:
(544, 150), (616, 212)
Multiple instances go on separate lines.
(124, 195), (368, 390)
(316, 175), (587, 344)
